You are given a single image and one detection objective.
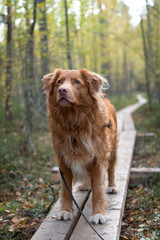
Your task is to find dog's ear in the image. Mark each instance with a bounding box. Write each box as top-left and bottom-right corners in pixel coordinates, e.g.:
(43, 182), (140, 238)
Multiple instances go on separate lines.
(42, 69), (61, 94)
(80, 68), (108, 92)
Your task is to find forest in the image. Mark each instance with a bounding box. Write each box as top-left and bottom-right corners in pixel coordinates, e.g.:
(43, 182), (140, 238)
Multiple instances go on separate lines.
(1, 0), (160, 136)
(0, 0), (160, 239)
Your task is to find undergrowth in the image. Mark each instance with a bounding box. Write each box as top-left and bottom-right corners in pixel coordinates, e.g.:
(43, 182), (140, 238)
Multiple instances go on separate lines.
(0, 116), (60, 239)
(120, 102), (160, 239)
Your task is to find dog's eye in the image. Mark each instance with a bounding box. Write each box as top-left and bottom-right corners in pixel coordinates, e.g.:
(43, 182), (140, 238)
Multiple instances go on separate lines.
(74, 80), (80, 84)
(57, 79), (62, 84)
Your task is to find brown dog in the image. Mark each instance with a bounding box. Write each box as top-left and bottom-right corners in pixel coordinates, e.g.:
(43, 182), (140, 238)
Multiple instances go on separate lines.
(43, 69), (117, 224)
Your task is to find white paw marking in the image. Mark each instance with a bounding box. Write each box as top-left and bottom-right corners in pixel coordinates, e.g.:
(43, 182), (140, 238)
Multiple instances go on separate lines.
(89, 214), (110, 224)
(107, 186), (117, 194)
(57, 211), (73, 221)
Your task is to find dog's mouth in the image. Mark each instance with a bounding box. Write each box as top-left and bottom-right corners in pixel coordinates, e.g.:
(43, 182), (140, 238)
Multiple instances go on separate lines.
(59, 97), (72, 105)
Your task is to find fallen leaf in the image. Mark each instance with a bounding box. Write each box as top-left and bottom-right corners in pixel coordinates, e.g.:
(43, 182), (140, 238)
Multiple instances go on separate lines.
(121, 222), (128, 226)
(110, 202), (118, 206)
(39, 178), (43, 183)
(128, 217), (134, 222)
(11, 217), (19, 224)
(51, 215), (57, 219)
(137, 228), (144, 232)
(5, 210), (10, 213)
(9, 224), (16, 232)
(139, 224), (146, 228)
(121, 235), (128, 239)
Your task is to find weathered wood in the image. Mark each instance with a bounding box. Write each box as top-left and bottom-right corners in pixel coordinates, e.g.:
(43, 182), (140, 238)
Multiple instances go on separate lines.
(123, 114), (135, 131)
(130, 167), (160, 186)
(136, 132), (155, 138)
(70, 131), (137, 240)
(131, 167), (160, 173)
(31, 187), (90, 240)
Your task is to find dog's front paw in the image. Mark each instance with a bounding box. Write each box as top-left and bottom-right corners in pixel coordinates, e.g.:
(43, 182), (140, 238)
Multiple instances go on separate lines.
(107, 186), (117, 194)
(57, 211), (73, 221)
(89, 214), (110, 224)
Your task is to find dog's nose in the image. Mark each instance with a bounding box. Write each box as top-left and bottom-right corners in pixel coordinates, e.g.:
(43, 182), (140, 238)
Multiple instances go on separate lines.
(58, 87), (68, 94)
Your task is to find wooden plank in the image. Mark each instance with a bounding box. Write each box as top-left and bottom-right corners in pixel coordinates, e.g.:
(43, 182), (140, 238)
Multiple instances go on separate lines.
(131, 167), (160, 173)
(116, 111), (124, 135)
(123, 114), (135, 131)
(130, 167), (160, 186)
(70, 130), (136, 240)
(136, 132), (155, 138)
(116, 94), (146, 134)
(31, 187), (90, 240)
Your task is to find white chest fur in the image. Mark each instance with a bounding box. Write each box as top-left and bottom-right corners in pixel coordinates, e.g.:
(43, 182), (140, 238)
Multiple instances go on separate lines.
(62, 152), (93, 180)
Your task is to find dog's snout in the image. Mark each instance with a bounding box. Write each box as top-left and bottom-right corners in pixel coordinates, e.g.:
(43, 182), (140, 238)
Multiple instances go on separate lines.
(58, 87), (68, 94)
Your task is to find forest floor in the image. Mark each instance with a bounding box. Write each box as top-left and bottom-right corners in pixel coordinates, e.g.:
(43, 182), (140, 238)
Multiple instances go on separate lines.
(120, 103), (160, 240)
(0, 94), (160, 240)
(0, 123), (60, 239)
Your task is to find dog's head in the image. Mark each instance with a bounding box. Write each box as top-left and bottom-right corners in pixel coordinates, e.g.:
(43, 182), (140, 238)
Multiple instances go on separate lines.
(43, 69), (108, 107)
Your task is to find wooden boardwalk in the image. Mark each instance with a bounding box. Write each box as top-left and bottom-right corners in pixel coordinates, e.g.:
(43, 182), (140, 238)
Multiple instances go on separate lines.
(31, 95), (147, 240)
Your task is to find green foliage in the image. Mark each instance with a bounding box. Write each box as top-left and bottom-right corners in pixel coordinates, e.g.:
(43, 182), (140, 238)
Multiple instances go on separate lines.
(109, 92), (138, 111)
(133, 103), (160, 132)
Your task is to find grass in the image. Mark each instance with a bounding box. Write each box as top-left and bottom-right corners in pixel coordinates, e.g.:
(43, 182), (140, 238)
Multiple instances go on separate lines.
(120, 102), (160, 240)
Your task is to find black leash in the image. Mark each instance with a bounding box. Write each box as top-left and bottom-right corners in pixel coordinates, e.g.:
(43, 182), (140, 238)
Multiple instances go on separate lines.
(59, 168), (104, 240)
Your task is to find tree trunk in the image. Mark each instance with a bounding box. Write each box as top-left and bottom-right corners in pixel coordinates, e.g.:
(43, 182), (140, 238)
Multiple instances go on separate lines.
(64, 0), (72, 69)
(38, 0), (49, 75)
(38, 0), (50, 113)
(140, 17), (152, 109)
(154, 0), (160, 103)
(146, 0), (155, 96)
(123, 48), (129, 95)
(5, 0), (12, 120)
(23, 0), (37, 154)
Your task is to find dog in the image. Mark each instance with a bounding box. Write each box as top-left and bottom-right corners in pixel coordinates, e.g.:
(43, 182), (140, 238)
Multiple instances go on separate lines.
(43, 69), (117, 224)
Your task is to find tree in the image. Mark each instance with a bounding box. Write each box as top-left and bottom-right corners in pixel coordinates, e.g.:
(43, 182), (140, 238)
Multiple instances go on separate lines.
(38, 0), (50, 113)
(5, 0), (12, 120)
(64, 0), (72, 69)
(23, 0), (38, 154)
(38, 0), (49, 74)
(140, 17), (152, 109)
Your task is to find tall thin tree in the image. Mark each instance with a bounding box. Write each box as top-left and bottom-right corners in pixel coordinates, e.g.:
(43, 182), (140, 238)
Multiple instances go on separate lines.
(140, 17), (152, 109)
(5, 0), (12, 120)
(38, 0), (50, 113)
(23, 0), (38, 154)
(146, 0), (155, 93)
(64, 0), (72, 69)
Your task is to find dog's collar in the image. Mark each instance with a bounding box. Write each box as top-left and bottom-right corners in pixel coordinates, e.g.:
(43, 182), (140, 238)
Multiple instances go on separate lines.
(102, 120), (111, 129)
